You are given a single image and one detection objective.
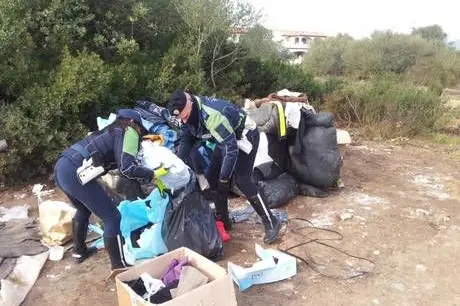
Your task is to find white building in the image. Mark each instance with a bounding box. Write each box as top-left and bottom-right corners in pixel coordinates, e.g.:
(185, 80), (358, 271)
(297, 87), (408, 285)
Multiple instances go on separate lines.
(273, 30), (327, 64)
(230, 28), (328, 64)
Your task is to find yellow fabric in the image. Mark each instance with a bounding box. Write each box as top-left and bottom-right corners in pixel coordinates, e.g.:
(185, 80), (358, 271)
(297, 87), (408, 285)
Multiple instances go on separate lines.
(143, 134), (164, 145)
(270, 101), (287, 138)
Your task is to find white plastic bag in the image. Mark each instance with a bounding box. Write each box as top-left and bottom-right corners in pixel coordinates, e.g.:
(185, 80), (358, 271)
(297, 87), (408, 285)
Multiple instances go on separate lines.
(140, 141), (190, 191)
(38, 201), (76, 246)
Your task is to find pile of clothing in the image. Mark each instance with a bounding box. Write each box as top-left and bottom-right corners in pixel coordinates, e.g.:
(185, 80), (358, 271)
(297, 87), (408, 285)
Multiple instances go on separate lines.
(124, 258), (209, 304)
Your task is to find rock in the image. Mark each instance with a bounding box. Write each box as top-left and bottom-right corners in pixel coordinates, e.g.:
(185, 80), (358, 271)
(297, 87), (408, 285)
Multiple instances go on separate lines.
(416, 264), (427, 272)
(373, 299), (380, 305)
(373, 250), (380, 255)
(391, 283), (405, 292)
(340, 213), (353, 221)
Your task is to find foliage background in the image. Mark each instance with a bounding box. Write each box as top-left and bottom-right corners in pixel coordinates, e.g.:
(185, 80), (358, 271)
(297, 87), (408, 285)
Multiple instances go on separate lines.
(0, 0), (458, 183)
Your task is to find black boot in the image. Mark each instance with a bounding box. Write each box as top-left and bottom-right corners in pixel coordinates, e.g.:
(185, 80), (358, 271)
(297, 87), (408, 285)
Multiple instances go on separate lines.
(103, 235), (131, 271)
(213, 191), (232, 231)
(72, 219), (97, 264)
(248, 194), (281, 244)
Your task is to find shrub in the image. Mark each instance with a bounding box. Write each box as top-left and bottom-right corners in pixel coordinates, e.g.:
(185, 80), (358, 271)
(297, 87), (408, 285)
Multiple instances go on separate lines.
(324, 76), (445, 137)
(0, 49), (111, 183)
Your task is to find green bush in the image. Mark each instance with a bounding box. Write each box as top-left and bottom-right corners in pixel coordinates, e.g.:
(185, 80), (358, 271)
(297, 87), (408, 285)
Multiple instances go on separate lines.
(324, 76), (445, 137)
(0, 49), (111, 183)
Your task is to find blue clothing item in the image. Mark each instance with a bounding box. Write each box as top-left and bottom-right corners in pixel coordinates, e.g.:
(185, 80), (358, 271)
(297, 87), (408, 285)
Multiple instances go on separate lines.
(117, 109), (143, 126)
(177, 96), (246, 182)
(135, 100), (170, 126)
(54, 156), (121, 237)
(149, 124), (177, 150)
(61, 125), (153, 183)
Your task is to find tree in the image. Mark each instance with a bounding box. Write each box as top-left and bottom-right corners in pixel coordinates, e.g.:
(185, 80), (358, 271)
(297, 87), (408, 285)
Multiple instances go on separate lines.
(303, 34), (353, 76)
(240, 24), (284, 60)
(411, 25), (447, 42)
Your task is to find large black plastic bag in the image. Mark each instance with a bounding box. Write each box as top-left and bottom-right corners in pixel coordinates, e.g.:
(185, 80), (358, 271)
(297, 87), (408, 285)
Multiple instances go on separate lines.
(287, 109), (341, 188)
(258, 173), (298, 208)
(161, 174), (223, 261)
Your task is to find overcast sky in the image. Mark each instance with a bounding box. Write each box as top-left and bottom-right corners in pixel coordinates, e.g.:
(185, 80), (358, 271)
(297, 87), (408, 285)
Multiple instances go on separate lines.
(248, 0), (459, 40)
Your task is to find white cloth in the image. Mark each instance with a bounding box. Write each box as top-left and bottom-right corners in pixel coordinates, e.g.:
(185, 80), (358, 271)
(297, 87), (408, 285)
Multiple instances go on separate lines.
(284, 103), (316, 129)
(254, 132), (273, 168)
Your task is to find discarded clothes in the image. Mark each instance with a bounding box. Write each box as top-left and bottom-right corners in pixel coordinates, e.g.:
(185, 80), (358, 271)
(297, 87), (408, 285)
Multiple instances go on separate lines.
(0, 220), (48, 258)
(161, 259), (189, 287)
(171, 266), (209, 298)
(227, 244), (297, 291)
(230, 203), (288, 224)
(125, 277), (178, 304)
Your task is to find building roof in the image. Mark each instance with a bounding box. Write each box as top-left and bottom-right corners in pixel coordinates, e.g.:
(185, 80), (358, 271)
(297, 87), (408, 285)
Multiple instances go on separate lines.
(275, 30), (327, 37)
(230, 28), (249, 34)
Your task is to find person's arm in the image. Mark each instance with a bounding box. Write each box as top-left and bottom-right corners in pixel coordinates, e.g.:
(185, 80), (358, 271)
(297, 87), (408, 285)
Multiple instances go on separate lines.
(113, 126), (154, 183)
(176, 125), (196, 162)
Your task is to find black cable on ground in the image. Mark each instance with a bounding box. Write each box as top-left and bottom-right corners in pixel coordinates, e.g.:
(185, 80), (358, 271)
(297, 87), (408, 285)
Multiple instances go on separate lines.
(278, 218), (376, 280)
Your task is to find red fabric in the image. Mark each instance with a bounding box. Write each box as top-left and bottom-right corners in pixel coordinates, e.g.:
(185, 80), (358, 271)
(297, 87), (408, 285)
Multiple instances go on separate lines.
(216, 221), (231, 242)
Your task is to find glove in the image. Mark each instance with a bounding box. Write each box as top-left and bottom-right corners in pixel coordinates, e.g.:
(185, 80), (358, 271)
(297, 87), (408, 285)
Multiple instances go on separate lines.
(218, 180), (230, 194)
(154, 166), (168, 178)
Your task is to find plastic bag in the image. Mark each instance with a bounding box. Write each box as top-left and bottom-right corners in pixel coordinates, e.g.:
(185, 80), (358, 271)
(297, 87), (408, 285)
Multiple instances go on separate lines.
(162, 175), (223, 260)
(253, 162), (283, 182)
(298, 183), (329, 198)
(258, 173), (298, 208)
(288, 109), (341, 188)
(38, 201), (75, 246)
(140, 141), (191, 192)
(118, 189), (169, 263)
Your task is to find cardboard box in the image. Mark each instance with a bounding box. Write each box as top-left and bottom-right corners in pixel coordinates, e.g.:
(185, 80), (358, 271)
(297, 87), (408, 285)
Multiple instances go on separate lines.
(116, 247), (237, 306)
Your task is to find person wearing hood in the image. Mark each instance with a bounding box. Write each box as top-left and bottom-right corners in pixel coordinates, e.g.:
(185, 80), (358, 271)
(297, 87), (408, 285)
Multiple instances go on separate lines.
(167, 90), (280, 244)
(54, 109), (167, 275)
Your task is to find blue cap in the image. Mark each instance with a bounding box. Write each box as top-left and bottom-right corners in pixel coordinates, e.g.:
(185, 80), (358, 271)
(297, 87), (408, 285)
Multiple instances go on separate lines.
(117, 109), (143, 126)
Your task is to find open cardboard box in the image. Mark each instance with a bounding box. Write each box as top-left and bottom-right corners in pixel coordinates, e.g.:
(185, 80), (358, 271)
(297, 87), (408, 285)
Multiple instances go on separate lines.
(116, 247), (237, 306)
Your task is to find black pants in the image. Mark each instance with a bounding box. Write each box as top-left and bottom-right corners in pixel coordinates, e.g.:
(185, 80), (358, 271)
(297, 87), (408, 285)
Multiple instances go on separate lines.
(206, 129), (260, 198)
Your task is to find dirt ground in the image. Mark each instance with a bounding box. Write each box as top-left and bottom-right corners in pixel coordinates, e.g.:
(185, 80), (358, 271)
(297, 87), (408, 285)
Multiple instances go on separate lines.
(1, 138), (460, 306)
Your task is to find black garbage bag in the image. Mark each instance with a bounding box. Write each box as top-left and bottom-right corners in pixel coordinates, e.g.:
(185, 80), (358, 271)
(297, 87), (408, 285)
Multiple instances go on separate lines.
(253, 162), (284, 182)
(303, 112), (335, 128)
(298, 183), (329, 198)
(287, 109), (341, 188)
(162, 175), (223, 261)
(266, 133), (289, 171)
(258, 173), (298, 208)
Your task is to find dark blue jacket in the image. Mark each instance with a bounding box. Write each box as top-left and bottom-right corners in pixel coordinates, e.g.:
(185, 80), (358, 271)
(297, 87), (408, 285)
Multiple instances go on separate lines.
(177, 96), (245, 181)
(62, 125), (153, 183)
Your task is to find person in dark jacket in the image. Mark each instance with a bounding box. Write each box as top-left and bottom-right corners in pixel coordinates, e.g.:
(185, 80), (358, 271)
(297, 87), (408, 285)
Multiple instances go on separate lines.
(167, 90), (280, 244)
(54, 109), (166, 274)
